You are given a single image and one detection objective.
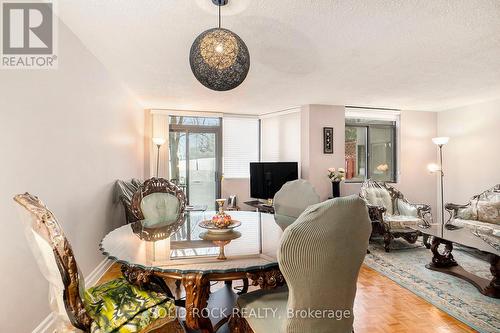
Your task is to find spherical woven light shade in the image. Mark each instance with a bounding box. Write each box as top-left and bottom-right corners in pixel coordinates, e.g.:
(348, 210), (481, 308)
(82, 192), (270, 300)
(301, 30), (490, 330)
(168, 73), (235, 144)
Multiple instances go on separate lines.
(190, 28), (250, 91)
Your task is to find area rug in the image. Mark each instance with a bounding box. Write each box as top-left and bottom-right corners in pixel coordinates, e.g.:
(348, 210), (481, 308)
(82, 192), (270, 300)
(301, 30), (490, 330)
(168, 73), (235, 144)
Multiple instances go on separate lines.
(364, 238), (500, 333)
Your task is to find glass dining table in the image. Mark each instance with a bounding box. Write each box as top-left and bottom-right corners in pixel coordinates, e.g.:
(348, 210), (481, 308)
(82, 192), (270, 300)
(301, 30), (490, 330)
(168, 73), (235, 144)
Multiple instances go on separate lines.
(100, 210), (284, 333)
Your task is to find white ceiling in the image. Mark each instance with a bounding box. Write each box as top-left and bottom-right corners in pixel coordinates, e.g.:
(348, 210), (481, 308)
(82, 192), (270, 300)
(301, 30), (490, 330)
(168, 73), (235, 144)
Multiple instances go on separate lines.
(58, 0), (500, 114)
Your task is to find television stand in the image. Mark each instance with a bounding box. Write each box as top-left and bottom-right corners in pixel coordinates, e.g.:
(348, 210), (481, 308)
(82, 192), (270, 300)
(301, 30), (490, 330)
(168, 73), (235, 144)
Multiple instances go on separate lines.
(244, 200), (275, 214)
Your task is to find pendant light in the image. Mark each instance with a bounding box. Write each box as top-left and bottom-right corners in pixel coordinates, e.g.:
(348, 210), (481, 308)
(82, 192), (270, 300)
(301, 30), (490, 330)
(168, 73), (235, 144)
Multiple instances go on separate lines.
(189, 0), (250, 91)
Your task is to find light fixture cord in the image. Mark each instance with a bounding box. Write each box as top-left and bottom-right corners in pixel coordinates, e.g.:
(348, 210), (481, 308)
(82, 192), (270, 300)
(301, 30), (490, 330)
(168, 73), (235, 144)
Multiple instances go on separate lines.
(218, 4), (221, 28)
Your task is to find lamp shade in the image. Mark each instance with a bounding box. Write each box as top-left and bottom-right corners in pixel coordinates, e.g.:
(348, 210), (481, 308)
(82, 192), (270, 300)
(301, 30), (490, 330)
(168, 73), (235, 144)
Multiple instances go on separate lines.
(152, 137), (166, 146)
(427, 163), (441, 173)
(190, 28), (250, 91)
(432, 137), (449, 146)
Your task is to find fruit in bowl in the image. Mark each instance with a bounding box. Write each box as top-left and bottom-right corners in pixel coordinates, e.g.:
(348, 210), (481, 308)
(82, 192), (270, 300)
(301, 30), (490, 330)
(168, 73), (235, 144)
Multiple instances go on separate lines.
(211, 213), (232, 228)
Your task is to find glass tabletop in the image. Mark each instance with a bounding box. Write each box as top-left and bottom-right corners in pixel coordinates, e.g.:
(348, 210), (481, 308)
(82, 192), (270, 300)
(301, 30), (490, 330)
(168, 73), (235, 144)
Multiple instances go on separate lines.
(413, 223), (499, 255)
(100, 211), (283, 274)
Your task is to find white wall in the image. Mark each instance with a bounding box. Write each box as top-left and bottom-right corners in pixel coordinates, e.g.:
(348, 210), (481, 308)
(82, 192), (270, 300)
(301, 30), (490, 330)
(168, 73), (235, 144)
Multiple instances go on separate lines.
(438, 99), (500, 205)
(261, 110), (301, 163)
(0, 21), (143, 332)
(343, 110), (438, 214)
(301, 105), (346, 200)
(222, 178), (252, 210)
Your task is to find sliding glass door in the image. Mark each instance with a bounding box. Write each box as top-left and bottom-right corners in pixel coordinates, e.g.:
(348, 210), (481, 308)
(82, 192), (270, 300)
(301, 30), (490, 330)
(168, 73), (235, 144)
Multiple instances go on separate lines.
(168, 116), (222, 209)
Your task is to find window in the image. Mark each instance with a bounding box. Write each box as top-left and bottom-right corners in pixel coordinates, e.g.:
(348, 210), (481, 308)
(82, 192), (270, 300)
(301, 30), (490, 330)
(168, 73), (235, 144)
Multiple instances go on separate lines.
(223, 117), (259, 178)
(345, 113), (398, 182)
(168, 115), (222, 208)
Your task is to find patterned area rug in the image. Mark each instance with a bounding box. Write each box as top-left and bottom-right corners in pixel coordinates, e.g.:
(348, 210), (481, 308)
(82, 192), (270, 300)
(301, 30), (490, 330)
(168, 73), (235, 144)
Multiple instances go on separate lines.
(364, 238), (500, 333)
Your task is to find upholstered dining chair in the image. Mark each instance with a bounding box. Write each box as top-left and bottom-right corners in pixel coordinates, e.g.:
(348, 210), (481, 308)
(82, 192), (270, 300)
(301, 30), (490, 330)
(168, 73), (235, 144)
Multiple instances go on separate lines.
(115, 178), (143, 224)
(273, 179), (321, 230)
(230, 195), (372, 333)
(14, 193), (184, 333)
(130, 177), (187, 241)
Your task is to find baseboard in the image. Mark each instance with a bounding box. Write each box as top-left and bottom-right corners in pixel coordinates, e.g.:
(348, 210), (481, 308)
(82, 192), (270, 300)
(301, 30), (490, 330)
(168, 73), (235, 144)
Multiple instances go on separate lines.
(32, 258), (114, 333)
(84, 258), (114, 288)
(32, 313), (56, 333)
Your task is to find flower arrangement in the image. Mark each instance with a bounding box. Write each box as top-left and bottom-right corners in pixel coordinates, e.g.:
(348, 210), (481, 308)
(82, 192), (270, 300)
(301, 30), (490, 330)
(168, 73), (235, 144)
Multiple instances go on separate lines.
(212, 198), (232, 228)
(376, 164), (389, 172)
(328, 167), (346, 183)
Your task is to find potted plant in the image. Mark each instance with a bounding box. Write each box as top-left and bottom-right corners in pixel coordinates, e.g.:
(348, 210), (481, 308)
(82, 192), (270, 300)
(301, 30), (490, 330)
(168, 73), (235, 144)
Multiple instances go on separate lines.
(327, 167), (346, 198)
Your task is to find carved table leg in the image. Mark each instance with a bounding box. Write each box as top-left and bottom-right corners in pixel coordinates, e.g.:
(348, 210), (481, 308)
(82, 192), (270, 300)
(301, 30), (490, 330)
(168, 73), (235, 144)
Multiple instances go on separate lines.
(182, 273), (213, 333)
(402, 231), (419, 244)
(426, 239), (499, 299)
(246, 268), (285, 290)
(383, 232), (393, 253)
(121, 265), (154, 287)
(228, 311), (255, 333)
(484, 254), (500, 298)
(239, 278), (249, 295)
(422, 234), (431, 249)
(428, 237), (458, 268)
(121, 265), (174, 298)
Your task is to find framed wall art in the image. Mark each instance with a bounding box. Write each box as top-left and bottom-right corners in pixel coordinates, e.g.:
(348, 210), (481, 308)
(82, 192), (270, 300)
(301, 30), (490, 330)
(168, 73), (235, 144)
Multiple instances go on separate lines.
(323, 127), (333, 154)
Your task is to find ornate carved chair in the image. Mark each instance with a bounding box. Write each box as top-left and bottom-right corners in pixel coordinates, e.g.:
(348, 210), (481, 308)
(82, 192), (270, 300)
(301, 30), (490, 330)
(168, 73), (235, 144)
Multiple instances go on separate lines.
(13, 193), (184, 333)
(130, 178), (187, 241)
(273, 179), (321, 230)
(229, 196), (371, 333)
(115, 179), (143, 224)
(360, 179), (432, 252)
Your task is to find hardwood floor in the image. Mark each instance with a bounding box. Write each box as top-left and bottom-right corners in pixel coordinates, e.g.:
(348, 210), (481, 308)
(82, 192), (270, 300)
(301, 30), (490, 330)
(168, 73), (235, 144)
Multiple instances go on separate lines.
(353, 266), (476, 333)
(99, 264), (477, 333)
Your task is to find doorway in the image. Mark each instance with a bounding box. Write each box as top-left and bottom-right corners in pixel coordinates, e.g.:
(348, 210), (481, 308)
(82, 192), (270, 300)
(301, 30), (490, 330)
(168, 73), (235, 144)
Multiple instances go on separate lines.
(168, 116), (222, 209)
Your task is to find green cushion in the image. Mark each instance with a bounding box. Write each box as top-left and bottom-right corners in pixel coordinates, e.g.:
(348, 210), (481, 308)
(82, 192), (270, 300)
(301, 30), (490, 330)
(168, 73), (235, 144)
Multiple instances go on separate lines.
(84, 278), (176, 333)
(140, 193), (180, 227)
(236, 287), (288, 333)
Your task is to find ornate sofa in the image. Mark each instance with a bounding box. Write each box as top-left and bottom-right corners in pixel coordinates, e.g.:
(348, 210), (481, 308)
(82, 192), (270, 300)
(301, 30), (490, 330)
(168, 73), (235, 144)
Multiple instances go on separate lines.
(445, 184), (500, 251)
(360, 179), (432, 252)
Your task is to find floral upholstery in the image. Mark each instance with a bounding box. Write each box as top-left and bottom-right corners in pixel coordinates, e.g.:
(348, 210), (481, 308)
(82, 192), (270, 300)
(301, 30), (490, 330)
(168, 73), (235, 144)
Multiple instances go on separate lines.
(446, 184), (500, 250)
(84, 278), (176, 333)
(383, 215), (421, 229)
(455, 194), (500, 225)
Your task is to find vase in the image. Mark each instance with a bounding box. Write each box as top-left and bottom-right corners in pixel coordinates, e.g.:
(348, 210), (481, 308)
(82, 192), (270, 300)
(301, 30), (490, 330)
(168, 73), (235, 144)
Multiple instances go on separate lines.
(332, 181), (341, 198)
(212, 199), (232, 228)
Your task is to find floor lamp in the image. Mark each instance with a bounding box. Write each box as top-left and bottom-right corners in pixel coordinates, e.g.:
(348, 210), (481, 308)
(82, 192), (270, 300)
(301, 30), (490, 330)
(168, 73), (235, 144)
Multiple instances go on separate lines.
(430, 136), (449, 236)
(152, 137), (166, 177)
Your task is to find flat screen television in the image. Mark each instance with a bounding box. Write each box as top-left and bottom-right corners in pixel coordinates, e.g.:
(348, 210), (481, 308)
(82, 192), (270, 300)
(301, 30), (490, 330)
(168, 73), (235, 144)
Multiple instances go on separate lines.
(250, 162), (299, 200)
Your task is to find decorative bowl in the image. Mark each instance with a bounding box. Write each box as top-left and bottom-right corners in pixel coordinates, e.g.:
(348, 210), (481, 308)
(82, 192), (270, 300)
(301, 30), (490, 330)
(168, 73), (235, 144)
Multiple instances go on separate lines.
(198, 220), (241, 234)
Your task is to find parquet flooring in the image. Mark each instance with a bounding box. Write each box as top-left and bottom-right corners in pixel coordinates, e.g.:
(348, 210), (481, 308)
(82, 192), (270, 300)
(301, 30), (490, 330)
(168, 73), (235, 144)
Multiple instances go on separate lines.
(99, 264), (477, 333)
